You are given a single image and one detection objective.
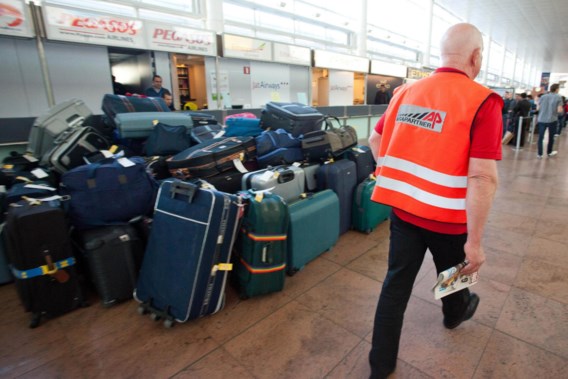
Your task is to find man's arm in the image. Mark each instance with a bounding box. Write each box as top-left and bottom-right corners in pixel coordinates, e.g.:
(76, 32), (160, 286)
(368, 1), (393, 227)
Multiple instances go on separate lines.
(461, 157), (498, 275)
(369, 115), (386, 161)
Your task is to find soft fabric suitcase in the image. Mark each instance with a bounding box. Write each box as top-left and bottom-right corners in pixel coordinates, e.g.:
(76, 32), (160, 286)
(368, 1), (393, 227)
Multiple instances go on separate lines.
(75, 225), (145, 306)
(102, 94), (170, 127)
(0, 224), (13, 284)
(4, 179), (57, 210)
(114, 112), (193, 139)
(235, 190), (288, 298)
(255, 128), (301, 156)
(44, 126), (110, 174)
(301, 117), (358, 162)
(134, 180), (243, 327)
(242, 165), (305, 203)
(316, 160), (358, 235)
(27, 98), (92, 160)
(341, 145), (375, 183)
(4, 199), (84, 328)
(144, 123), (191, 156)
(286, 190), (340, 275)
(189, 123), (224, 145)
(167, 136), (256, 179)
(60, 157), (158, 230)
(205, 169), (246, 194)
(224, 118), (263, 137)
(352, 177), (391, 233)
(260, 102), (324, 137)
(257, 147), (304, 168)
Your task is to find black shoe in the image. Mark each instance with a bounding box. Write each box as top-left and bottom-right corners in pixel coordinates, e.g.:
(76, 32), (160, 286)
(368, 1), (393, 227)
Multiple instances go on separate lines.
(443, 293), (480, 329)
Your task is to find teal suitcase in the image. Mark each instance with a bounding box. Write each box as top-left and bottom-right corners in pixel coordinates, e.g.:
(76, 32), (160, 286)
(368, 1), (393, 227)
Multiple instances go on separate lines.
(352, 177), (391, 234)
(287, 190), (340, 275)
(236, 191), (289, 298)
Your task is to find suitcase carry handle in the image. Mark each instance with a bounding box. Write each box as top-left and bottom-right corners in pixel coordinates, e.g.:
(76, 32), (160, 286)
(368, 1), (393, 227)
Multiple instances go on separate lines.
(170, 180), (197, 203)
(324, 116), (342, 130)
(277, 169), (294, 183)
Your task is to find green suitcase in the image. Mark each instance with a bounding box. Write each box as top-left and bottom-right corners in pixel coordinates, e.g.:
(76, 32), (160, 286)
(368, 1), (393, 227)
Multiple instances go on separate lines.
(352, 177), (391, 234)
(287, 190), (340, 275)
(236, 191), (289, 299)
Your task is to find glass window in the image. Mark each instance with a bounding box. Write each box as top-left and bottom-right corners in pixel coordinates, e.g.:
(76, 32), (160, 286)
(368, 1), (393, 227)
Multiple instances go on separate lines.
(223, 3), (255, 24)
(43, 0), (137, 17)
(138, 0), (195, 13)
(138, 9), (203, 28)
(256, 10), (294, 33)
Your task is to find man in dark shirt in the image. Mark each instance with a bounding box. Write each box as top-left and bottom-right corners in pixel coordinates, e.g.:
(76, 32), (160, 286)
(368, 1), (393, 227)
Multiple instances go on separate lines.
(374, 84), (392, 104)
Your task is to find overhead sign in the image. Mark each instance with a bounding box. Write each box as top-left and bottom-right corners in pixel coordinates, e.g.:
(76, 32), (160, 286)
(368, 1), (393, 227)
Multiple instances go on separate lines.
(273, 43), (311, 66)
(223, 34), (272, 61)
(313, 50), (369, 73)
(370, 60), (407, 77)
(0, 0), (34, 37)
(407, 67), (434, 80)
(146, 22), (216, 56)
(43, 5), (146, 48)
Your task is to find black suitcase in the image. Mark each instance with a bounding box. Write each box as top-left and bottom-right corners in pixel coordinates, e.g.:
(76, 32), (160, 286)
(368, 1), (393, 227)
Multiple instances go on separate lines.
(341, 145), (376, 183)
(167, 136), (257, 179)
(75, 225), (145, 307)
(316, 160), (358, 235)
(4, 199), (84, 328)
(260, 102), (324, 137)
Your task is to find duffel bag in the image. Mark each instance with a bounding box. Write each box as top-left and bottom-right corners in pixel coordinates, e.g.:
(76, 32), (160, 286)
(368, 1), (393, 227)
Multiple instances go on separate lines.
(144, 122), (191, 156)
(301, 116), (358, 162)
(167, 136), (256, 179)
(60, 157), (158, 230)
(255, 128), (301, 156)
(224, 118), (262, 138)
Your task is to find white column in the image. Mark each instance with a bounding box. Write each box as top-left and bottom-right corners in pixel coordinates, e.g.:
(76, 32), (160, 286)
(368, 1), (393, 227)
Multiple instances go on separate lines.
(357, 0), (367, 56)
(205, 0), (224, 34)
(423, 0), (434, 67)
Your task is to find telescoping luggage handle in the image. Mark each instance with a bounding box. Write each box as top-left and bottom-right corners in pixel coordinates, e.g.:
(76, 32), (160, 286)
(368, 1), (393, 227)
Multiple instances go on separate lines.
(170, 180), (197, 203)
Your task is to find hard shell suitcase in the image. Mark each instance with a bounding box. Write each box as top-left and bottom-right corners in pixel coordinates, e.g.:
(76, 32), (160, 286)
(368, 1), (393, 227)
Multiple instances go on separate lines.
(352, 177), (391, 233)
(341, 145), (375, 183)
(75, 225), (145, 306)
(316, 160), (358, 235)
(300, 162), (321, 192)
(27, 98), (92, 160)
(0, 224), (13, 284)
(167, 136), (256, 179)
(286, 190), (340, 275)
(134, 180), (243, 327)
(4, 199), (84, 328)
(242, 165), (305, 203)
(260, 102), (324, 137)
(235, 191), (288, 298)
(44, 126), (110, 174)
(114, 112), (193, 139)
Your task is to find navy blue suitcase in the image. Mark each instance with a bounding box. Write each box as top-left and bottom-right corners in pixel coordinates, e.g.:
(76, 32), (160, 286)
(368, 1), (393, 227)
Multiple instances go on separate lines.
(316, 160), (358, 235)
(134, 179), (243, 327)
(341, 145), (375, 183)
(257, 147), (304, 168)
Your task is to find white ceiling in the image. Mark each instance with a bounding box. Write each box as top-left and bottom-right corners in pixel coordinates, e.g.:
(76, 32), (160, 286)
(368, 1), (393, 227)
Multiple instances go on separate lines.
(436, 0), (568, 74)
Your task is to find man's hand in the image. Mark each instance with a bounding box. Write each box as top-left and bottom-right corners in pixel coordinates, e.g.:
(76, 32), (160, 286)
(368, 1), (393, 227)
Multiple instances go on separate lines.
(461, 241), (486, 275)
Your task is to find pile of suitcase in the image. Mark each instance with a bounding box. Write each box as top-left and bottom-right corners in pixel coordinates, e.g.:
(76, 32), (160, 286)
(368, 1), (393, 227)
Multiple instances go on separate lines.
(0, 95), (391, 328)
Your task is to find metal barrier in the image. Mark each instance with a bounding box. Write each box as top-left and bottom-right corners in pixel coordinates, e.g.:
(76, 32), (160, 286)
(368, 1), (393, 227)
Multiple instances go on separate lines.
(513, 116), (534, 151)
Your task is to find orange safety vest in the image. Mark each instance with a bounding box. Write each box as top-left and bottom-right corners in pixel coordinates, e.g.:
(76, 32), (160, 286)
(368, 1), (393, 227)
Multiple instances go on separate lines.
(371, 72), (494, 223)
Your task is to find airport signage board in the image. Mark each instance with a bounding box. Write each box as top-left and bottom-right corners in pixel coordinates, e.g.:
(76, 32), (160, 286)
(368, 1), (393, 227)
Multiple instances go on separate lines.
(223, 34), (272, 61)
(43, 5), (146, 48)
(370, 60), (407, 77)
(313, 50), (369, 73)
(145, 22), (216, 56)
(273, 42), (311, 66)
(0, 0), (34, 38)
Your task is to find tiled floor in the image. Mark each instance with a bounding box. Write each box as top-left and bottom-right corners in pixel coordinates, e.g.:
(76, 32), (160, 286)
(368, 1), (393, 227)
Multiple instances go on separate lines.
(2, 133), (568, 378)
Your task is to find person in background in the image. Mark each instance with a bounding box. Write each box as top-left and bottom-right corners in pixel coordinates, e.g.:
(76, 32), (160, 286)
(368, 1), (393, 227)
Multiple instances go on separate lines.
(536, 83), (562, 158)
(145, 75), (170, 98)
(112, 75), (127, 95)
(367, 23), (502, 379)
(161, 90), (175, 111)
(374, 84), (392, 105)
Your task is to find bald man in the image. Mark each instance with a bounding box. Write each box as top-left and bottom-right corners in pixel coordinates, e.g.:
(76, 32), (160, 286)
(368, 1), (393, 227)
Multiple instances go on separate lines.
(367, 23), (502, 378)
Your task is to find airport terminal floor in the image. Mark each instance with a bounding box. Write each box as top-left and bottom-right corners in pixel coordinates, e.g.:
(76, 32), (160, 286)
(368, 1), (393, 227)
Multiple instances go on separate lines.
(1, 134), (567, 378)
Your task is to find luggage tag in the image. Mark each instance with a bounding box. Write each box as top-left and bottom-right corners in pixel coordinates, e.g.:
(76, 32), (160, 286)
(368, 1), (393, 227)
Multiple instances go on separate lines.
(117, 157), (135, 167)
(214, 130), (226, 138)
(232, 155), (248, 173)
(352, 147), (365, 153)
(31, 168), (49, 179)
(23, 154), (38, 163)
(23, 183), (56, 191)
(323, 158), (335, 165)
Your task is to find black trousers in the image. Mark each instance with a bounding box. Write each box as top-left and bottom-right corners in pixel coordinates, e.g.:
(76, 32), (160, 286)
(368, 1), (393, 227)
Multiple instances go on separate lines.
(369, 212), (470, 378)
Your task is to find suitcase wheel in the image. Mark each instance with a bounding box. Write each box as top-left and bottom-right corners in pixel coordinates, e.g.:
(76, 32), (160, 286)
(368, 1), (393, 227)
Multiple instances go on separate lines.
(365, 229), (372, 234)
(29, 313), (42, 329)
(150, 312), (161, 321)
(137, 305), (148, 315)
(163, 318), (174, 328)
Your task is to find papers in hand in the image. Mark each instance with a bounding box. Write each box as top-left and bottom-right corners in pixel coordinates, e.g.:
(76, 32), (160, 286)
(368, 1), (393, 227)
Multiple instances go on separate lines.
(432, 261), (478, 300)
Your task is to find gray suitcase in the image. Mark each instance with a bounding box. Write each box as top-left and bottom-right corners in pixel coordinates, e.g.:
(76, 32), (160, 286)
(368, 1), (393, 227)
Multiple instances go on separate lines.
(115, 112), (194, 139)
(45, 126), (109, 174)
(27, 99), (92, 160)
(300, 163), (321, 192)
(242, 165), (305, 203)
